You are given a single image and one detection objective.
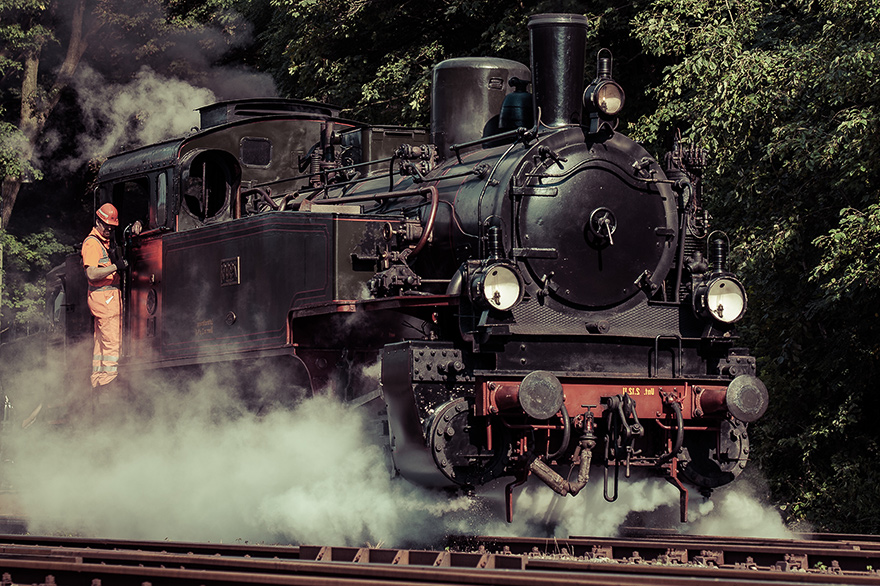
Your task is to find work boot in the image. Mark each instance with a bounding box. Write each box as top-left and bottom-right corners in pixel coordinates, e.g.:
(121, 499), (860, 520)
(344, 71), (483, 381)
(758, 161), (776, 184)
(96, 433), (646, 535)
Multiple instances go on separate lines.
(91, 381), (129, 426)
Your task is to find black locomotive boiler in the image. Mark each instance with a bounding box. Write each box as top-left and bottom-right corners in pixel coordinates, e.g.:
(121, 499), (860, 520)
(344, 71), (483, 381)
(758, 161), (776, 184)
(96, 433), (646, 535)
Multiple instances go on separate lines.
(50, 13), (768, 521)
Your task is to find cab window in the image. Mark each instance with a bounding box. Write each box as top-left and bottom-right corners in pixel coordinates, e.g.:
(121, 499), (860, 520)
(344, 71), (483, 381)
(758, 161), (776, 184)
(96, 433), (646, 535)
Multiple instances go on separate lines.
(240, 137), (272, 168)
(182, 152), (232, 222)
(111, 178), (149, 233)
(157, 171), (167, 227)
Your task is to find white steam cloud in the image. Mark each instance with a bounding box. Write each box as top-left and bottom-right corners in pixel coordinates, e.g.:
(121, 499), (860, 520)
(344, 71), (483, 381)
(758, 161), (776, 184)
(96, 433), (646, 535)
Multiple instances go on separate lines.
(53, 65), (217, 171)
(685, 484), (793, 538)
(4, 365), (790, 546)
(48, 61), (276, 174)
(9, 387), (471, 545)
(470, 471), (792, 540)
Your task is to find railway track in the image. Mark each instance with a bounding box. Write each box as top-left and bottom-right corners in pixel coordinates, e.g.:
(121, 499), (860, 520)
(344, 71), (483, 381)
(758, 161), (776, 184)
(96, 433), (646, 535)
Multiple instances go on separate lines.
(0, 533), (877, 585)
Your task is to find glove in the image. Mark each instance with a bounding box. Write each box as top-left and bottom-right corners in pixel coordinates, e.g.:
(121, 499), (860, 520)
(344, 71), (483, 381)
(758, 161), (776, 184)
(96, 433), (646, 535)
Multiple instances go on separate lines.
(115, 259), (128, 272)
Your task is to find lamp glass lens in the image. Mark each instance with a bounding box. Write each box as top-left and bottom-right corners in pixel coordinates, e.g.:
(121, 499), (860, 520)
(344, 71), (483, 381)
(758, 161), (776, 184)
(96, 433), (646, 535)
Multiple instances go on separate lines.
(707, 278), (745, 323)
(483, 265), (522, 310)
(597, 83), (624, 115)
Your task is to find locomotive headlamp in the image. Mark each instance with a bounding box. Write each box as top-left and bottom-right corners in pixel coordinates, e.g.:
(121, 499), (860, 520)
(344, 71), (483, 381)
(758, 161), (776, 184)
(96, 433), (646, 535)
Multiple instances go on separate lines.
(584, 49), (625, 134)
(470, 262), (524, 311)
(586, 80), (625, 116)
(695, 276), (747, 324)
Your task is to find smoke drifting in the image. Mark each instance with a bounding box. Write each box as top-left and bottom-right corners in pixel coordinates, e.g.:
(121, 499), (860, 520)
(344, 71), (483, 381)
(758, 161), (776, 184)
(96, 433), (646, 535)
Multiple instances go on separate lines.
(685, 484), (793, 538)
(7, 381), (475, 546)
(69, 65), (218, 161)
(479, 471), (792, 540)
(6, 366), (791, 547)
(42, 4), (277, 174)
(49, 63), (237, 174)
(3, 348), (790, 546)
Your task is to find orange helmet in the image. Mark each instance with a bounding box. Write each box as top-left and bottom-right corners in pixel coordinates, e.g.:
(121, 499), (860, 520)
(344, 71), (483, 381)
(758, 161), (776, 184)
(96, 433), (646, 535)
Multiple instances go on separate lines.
(96, 203), (119, 226)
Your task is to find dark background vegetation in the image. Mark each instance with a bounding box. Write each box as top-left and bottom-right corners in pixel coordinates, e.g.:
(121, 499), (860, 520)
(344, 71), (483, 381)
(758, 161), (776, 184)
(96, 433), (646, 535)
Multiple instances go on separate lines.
(2, 0), (879, 532)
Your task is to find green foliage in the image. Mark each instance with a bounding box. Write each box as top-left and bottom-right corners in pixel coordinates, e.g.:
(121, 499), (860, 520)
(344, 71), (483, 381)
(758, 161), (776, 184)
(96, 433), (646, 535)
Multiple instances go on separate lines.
(812, 204), (880, 308)
(1, 228), (71, 330)
(248, 0), (649, 124)
(1, 0), (253, 227)
(0, 0), (54, 61)
(78, 0), (251, 77)
(0, 120), (42, 181)
(633, 0), (880, 531)
(255, 0), (520, 123)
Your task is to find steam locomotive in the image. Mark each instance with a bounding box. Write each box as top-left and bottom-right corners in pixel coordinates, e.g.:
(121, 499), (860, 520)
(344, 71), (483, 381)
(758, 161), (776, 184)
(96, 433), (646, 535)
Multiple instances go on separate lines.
(49, 13), (768, 521)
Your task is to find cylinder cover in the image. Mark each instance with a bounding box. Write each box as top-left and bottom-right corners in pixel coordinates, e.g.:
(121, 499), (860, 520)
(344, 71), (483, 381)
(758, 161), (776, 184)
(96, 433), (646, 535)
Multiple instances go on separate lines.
(428, 398), (508, 486)
(725, 374), (769, 422)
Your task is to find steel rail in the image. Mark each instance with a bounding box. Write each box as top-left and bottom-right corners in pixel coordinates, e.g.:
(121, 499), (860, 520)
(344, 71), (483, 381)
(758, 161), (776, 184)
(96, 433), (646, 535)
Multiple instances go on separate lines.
(0, 535), (877, 586)
(1, 552), (874, 586)
(449, 534), (880, 575)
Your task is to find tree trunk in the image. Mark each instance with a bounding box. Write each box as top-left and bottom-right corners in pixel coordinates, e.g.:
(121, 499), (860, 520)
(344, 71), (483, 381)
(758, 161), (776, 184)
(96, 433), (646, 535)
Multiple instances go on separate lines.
(1, 47), (40, 230)
(1, 178), (22, 230)
(2, 0), (93, 230)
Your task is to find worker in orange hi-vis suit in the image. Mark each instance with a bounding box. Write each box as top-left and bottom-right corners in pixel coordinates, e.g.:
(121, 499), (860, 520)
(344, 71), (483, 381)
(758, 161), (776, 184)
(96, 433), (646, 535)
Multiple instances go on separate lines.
(81, 203), (129, 389)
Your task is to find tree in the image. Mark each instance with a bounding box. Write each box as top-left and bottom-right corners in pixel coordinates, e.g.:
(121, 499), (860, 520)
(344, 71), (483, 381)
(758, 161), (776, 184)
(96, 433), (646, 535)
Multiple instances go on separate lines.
(0, 0), (251, 230)
(2, 0), (88, 229)
(246, 0), (658, 126)
(1, 228), (70, 333)
(632, 0), (880, 530)
(1, 0), (250, 333)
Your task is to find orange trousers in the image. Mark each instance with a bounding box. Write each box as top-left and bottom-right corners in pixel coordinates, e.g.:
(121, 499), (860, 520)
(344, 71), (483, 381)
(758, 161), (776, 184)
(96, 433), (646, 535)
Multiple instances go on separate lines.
(88, 288), (121, 388)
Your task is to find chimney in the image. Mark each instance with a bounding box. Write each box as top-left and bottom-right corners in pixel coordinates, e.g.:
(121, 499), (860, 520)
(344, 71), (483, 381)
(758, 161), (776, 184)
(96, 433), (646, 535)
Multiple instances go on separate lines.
(528, 13), (589, 128)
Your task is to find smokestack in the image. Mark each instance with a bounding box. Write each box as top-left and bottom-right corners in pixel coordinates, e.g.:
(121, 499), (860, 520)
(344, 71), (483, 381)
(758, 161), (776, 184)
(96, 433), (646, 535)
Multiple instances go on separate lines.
(528, 13), (589, 128)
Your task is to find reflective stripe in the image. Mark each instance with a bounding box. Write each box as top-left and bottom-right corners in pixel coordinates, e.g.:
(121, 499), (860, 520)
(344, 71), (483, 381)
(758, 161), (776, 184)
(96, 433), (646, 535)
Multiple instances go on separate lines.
(93, 352), (119, 374)
(89, 279), (121, 388)
(91, 364), (119, 373)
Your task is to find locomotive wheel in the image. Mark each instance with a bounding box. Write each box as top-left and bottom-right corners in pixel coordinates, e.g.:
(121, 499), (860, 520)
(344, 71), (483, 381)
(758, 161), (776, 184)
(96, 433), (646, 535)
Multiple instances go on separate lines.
(428, 398), (509, 487)
(679, 418), (749, 489)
